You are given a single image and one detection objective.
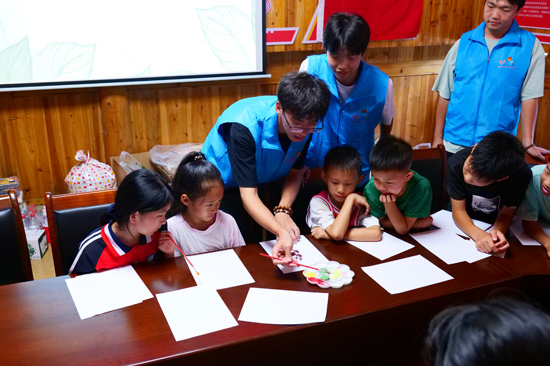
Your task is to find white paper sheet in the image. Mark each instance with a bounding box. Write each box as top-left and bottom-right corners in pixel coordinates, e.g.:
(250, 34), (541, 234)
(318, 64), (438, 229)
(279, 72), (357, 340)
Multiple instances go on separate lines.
(156, 286), (238, 341)
(66, 266), (153, 320)
(259, 235), (329, 274)
(510, 217), (548, 246)
(361, 255), (453, 294)
(410, 210), (491, 264)
(187, 249), (255, 290)
(431, 210), (492, 232)
(238, 287), (328, 325)
(347, 232), (414, 261)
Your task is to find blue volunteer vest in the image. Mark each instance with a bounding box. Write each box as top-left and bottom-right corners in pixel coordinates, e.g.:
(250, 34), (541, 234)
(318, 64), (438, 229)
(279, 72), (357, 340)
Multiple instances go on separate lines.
(444, 20), (535, 146)
(201, 96), (309, 188)
(305, 54), (388, 185)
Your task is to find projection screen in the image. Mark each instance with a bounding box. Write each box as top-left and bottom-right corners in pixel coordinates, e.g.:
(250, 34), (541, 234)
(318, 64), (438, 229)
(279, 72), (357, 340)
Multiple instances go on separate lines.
(0, 0), (266, 91)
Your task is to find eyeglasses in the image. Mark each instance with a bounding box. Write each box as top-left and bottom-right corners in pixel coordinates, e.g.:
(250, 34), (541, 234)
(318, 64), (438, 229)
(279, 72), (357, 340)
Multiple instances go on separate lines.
(282, 110), (323, 133)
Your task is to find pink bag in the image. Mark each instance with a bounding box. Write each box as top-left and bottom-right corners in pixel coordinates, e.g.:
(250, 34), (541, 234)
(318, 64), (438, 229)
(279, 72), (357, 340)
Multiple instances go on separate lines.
(65, 150), (116, 193)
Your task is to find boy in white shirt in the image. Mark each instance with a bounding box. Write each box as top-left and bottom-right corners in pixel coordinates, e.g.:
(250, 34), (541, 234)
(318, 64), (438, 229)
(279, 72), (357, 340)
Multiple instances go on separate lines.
(306, 145), (381, 242)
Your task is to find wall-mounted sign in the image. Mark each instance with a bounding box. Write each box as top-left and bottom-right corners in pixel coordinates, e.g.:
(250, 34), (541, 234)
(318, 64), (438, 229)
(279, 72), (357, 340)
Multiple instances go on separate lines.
(318, 0), (423, 41)
(516, 0), (550, 29)
(266, 28), (300, 45)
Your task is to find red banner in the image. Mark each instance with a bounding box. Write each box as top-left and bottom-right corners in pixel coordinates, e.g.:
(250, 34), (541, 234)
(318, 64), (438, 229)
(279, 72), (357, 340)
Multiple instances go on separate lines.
(533, 32), (550, 43)
(516, 0), (550, 29)
(266, 28), (299, 45)
(321, 0), (423, 41)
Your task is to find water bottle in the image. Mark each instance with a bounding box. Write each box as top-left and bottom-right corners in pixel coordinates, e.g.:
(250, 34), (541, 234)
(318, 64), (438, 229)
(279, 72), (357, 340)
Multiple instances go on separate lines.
(21, 213), (29, 230)
(29, 211), (38, 230)
(42, 207), (50, 243)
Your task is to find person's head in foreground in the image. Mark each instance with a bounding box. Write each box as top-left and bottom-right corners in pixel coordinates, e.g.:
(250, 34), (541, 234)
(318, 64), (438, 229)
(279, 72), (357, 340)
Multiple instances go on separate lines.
(425, 296), (550, 366)
(323, 12), (370, 86)
(369, 135), (413, 198)
(111, 169), (173, 237)
(171, 151), (224, 228)
(322, 145), (363, 206)
(463, 131), (525, 187)
(484, 0), (525, 39)
(276, 71), (331, 143)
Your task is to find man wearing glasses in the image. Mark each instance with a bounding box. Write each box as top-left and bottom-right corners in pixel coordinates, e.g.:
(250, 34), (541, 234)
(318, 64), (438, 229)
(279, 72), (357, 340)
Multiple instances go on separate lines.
(202, 72), (331, 266)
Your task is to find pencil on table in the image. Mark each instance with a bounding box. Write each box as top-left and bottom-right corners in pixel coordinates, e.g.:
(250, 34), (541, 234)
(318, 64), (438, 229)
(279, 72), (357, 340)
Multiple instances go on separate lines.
(259, 253), (325, 272)
(169, 236), (200, 275)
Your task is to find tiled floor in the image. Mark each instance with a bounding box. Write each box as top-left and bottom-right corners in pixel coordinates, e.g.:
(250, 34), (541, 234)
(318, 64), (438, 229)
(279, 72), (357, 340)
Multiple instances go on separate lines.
(30, 245), (56, 280)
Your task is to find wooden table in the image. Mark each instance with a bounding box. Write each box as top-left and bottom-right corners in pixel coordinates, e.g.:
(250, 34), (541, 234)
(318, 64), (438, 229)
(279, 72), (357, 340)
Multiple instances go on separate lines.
(1, 234), (548, 366)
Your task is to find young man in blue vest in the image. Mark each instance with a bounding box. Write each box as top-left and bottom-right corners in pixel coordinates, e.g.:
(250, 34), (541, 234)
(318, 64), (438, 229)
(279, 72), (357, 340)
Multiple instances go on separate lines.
(300, 12), (395, 186)
(201, 72), (330, 265)
(432, 0), (547, 161)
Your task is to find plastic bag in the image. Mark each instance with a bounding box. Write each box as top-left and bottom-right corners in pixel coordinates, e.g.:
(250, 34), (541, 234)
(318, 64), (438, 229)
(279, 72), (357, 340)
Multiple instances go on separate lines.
(65, 150), (116, 193)
(118, 151), (146, 173)
(149, 143), (203, 181)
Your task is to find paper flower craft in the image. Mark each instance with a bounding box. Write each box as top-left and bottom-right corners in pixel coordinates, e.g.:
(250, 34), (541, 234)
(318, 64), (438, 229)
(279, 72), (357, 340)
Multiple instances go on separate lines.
(303, 261), (354, 289)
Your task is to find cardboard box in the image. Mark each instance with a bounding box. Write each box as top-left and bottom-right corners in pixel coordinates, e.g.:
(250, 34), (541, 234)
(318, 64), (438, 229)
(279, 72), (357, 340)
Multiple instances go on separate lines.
(26, 229), (48, 260)
(110, 152), (166, 185)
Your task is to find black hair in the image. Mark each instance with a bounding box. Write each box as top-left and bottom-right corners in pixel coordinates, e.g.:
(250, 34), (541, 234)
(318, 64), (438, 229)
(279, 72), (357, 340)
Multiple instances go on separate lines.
(469, 131), (525, 182)
(323, 12), (370, 56)
(324, 145), (362, 175)
(105, 169), (173, 227)
(277, 71), (331, 122)
(171, 151), (224, 214)
(369, 135), (413, 172)
(498, 0), (526, 11)
(425, 296), (550, 366)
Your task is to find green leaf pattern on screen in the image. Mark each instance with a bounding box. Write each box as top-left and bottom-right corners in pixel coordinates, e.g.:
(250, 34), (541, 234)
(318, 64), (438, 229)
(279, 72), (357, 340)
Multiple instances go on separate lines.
(133, 66), (151, 78)
(33, 42), (96, 82)
(0, 36), (96, 83)
(197, 5), (255, 72)
(0, 37), (32, 83)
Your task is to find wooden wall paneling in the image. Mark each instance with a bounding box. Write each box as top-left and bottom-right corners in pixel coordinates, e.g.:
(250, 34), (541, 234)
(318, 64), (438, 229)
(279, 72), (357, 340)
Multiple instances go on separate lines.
(157, 87), (190, 146)
(99, 87), (133, 160)
(0, 97), (16, 178)
(43, 92), (103, 194)
(391, 74), (439, 147)
(265, 0), (320, 53)
(127, 88), (162, 153)
(189, 86), (216, 144)
(1, 96), (54, 198)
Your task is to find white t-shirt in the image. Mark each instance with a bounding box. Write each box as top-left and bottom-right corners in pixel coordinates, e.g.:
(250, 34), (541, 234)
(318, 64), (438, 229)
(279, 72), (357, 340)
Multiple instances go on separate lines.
(307, 194), (379, 230)
(167, 210), (245, 256)
(299, 58), (395, 125)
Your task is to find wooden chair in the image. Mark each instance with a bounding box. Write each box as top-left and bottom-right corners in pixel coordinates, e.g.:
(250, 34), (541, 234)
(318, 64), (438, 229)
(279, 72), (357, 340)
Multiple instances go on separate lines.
(0, 190), (33, 284)
(411, 144), (448, 213)
(45, 189), (117, 276)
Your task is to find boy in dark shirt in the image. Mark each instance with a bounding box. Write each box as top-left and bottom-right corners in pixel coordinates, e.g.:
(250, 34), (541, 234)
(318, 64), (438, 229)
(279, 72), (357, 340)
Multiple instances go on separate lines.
(444, 131), (532, 254)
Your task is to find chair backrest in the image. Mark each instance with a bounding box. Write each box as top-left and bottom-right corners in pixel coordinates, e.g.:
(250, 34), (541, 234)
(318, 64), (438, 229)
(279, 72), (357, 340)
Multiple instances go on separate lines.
(411, 144), (448, 213)
(45, 189), (117, 276)
(0, 190), (33, 285)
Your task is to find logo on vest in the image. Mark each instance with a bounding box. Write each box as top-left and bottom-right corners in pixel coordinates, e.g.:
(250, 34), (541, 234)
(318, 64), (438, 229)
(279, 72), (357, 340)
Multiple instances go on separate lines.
(351, 109), (368, 123)
(498, 57), (515, 69)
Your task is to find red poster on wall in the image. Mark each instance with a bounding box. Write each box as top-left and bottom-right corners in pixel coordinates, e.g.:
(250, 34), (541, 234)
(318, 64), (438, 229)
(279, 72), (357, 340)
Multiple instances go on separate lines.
(516, 0), (550, 29)
(320, 0), (423, 41)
